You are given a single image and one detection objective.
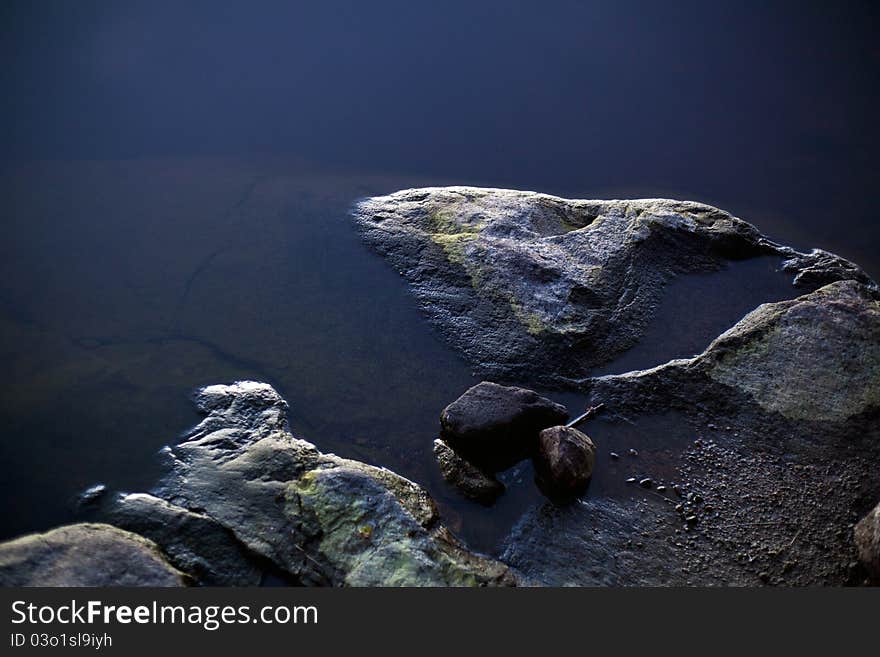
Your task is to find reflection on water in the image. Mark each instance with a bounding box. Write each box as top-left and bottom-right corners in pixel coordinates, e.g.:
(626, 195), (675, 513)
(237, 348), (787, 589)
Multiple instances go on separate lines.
(0, 158), (804, 554)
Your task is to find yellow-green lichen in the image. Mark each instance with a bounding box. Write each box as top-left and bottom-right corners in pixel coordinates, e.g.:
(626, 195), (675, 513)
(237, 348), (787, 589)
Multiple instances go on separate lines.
(510, 301), (547, 336)
(426, 207), (486, 281)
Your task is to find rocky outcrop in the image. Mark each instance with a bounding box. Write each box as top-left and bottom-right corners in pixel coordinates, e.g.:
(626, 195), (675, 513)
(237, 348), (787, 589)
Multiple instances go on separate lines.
(0, 523), (188, 587)
(354, 187), (876, 386)
(439, 381), (568, 470)
(114, 382), (514, 587)
(108, 493), (263, 586)
(855, 503), (880, 583)
(534, 425), (596, 500)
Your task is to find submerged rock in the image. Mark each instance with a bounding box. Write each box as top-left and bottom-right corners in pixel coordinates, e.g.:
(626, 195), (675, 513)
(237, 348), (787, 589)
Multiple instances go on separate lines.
(533, 425), (596, 500)
(77, 483), (108, 506)
(440, 381), (568, 470)
(0, 523), (187, 587)
(354, 187), (876, 386)
(433, 438), (505, 504)
(114, 382), (514, 587)
(855, 502), (880, 583)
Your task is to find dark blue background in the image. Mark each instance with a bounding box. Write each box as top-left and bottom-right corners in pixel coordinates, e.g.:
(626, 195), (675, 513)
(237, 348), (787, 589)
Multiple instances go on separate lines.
(2, 0), (878, 275)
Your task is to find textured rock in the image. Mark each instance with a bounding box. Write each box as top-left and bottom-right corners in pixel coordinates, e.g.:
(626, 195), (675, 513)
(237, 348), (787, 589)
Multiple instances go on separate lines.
(433, 439), (504, 504)
(128, 381), (514, 587)
(108, 493), (262, 586)
(534, 425), (596, 500)
(0, 523), (187, 587)
(502, 498), (680, 586)
(354, 187), (876, 385)
(704, 281), (880, 423)
(440, 381), (568, 470)
(855, 502), (880, 582)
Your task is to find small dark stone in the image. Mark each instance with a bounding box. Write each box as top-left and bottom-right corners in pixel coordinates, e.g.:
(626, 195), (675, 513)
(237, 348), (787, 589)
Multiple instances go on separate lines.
(628, 448), (639, 457)
(638, 478), (653, 488)
(440, 381), (568, 470)
(610, 452), (620, 460)
(656, 485), (667, 493)
(534, 425), (596, 501)
(685, 515), (698, 526)
(626, 477), (637, 484)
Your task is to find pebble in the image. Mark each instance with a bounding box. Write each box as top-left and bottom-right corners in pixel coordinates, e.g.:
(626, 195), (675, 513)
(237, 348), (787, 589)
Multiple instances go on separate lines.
(656, 485), (667, 493)
(638, 478), (653, 488)
(685, 515), (699, 526)
(628, 448), (639, 457)
(610, 452), (620, 460)
(626, 477), (637, 484)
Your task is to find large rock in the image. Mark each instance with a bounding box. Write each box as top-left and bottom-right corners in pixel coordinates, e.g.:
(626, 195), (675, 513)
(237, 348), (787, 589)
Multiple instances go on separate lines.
(0, 523), (188, 587)
(114, 381), (515, 587)
(534, 425), (596, 500)
(439, 381), (568, 470)
(855, 502), (880, 583)
(108, 493), (263, 586)
(502, 280), (880, 585)
(589, 280), (880, 424)
(354, 187), (876, 385)
(433, 438), (504, 504)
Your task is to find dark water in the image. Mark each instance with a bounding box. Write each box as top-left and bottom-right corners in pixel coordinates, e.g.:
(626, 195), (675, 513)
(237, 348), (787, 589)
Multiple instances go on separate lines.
(1, 2), (877, 553)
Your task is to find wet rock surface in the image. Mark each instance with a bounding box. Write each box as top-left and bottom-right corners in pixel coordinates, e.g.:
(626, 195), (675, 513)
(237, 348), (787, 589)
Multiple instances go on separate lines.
(108, 493), (263, 586)
(106, 382), (514, 587)
(354, 187), (876, 386)
(0, 523), (188, 587)
(433, 439), (504, 505)
(440, 381), (568, 470)
(534, 426), (596, 500)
